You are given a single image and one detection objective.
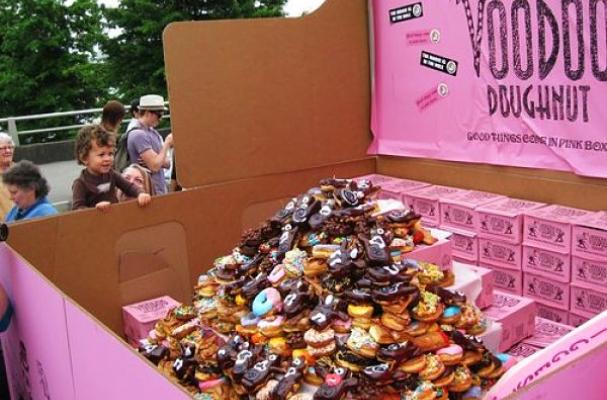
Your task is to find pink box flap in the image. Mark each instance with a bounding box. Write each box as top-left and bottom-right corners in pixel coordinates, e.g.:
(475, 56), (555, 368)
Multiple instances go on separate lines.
(406, 184), (464, 201)
(525, 204), (594, 224)
(525, 317), (574, 348)
(122, 296), (181, 324)
(440, 189), (506, 209)
(379, 178), (430, 193)
(476, 197), (547, 218)
(575, 211), (607, 231)
(484, 290), (536, 321)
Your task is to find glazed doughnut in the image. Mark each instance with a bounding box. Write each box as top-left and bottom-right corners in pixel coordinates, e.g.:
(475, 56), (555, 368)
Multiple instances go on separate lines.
(258, 315), (285, 337)
(304, 327), (335, 348)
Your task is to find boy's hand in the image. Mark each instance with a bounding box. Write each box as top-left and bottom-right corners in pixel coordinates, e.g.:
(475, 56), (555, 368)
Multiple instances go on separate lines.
(95, 201), (111, 212)
(137, 193), (152, 207)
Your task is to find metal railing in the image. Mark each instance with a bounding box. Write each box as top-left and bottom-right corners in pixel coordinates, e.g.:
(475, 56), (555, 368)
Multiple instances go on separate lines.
(0, 102), (170, 146)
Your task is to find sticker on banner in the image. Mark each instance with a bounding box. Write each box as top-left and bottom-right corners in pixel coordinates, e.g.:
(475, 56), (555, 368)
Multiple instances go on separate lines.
(420, 51), (458, 76)
(416, 84), (449, 111)
(389, 2), (423, 24)
(406, 29), (441, 46)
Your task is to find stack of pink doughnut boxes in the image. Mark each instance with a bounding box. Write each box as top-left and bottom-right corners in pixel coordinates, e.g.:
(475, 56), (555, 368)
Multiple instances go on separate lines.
(523, 208), (607, 327)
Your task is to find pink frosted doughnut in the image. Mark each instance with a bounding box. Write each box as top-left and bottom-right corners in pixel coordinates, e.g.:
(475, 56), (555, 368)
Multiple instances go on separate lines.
(437, 344), (463, 357)
(268, 264), (286, 285)
(198, 377), (226, 391)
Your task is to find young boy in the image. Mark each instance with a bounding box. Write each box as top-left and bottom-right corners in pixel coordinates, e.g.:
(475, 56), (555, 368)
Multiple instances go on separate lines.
(72, 125), (151, 211)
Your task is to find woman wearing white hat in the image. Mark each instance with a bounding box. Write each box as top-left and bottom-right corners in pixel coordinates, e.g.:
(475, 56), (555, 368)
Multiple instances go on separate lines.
(126, 94), (174, 195)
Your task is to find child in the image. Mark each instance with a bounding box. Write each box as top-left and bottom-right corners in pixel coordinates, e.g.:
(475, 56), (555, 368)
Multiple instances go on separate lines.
(72, 125), (151, 211)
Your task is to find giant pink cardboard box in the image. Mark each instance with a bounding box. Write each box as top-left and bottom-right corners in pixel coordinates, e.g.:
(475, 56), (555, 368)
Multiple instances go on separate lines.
(523, 205), (594, 254)
(0, 244), (190, 400)
(404, 185), (463, 227)
(573, 211), (607, 261)
(477, 198), (546, 245)
(439, 190), (505, 233)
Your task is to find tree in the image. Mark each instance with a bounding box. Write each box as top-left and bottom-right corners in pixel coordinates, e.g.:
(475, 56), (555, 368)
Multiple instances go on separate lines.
(102, 0), (287, 102)
(0, 0), (107, 120)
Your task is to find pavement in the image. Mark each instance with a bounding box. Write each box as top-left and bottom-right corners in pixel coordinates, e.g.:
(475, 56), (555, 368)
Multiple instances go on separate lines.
(39, 160), (81, 210)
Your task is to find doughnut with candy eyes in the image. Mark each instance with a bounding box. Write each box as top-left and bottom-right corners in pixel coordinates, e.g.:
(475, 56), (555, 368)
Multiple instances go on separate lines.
(313, 367), (358, 400)
(271, 357), (306, 400)
(242, 353), (281, 391)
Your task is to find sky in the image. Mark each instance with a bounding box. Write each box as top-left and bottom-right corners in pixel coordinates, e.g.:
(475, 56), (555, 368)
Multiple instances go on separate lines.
(98, 0), (326, 17)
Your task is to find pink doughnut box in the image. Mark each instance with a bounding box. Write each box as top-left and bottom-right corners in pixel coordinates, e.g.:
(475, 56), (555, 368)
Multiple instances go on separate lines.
(488, 265), (523, 295)
(448, 228), (478, 263)
(507, 341), (543, 361)
(484, 290), (537, 352)
(122, 295), (181, 344)
(535, 302), (569, 325)
(568, 312), (591, 327)
(525, 317), (574, 348)
(572, 211), (607, 261)
(523, 272), (570, 311)
(404, 185), (465, 227)
(522, 245), (571, 283)
(406, 228), (453, 271)
(570, 283), (607, 318)
(376, 178), (430, 201)
(571, 255), (607, 293)
(478, 238), (522, 271)
(462, 264), (495, 309)
(439, 190), (506, 233)
(477, 197), (546, 244)
(523, 205), (594, 254)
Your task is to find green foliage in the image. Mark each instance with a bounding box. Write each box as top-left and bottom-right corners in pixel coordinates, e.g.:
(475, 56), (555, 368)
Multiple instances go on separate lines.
(0, 0), (106, 119)
(102, 0), (287, 101)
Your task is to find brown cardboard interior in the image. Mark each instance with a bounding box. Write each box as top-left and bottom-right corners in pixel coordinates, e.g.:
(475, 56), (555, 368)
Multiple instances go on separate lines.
(163, 0), (372, 187)
(6, 158), (374, 334)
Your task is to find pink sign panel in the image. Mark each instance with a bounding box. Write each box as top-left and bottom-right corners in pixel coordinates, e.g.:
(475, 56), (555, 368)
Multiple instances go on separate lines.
(370, 0), (607, 178)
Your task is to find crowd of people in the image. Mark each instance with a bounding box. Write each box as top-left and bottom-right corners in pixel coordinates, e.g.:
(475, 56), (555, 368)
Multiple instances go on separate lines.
(0, 93), (175, 222)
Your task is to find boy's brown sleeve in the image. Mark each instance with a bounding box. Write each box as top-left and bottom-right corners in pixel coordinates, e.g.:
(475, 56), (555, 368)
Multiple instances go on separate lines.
(71, 178), (88, 209)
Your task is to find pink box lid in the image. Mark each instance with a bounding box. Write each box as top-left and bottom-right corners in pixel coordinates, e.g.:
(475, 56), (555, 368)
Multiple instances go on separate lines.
(122, 295), (180, 324)
(440, 189), (506, 209)
(525, 317), (574, 348)
(379, 178), (430, 192)
(574, 211), (607, 231)
(477, 197), (547, 218)
(525, 204), (594, 224)
(406, 184), (464, 201)
(484, 290), (536, 321)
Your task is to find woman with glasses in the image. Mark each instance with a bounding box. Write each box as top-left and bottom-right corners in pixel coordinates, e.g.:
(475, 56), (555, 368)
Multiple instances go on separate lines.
(126, 94), (173, 195)
(2, 160), (57, 222)
(0, 133), (15, 219)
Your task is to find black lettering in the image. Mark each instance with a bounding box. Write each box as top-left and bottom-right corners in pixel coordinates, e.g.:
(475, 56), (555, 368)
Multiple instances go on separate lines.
(499, 85), (511, 116)
(590, 0), (607, 81)
(551, 85), (564, 120)
(579, 85), (591, 122)
(538, 0), (560, 79)
(488, 0), (509, 79)
(565, 85), (579, 121)
(523, 85), (536, 117)
(510, 85), (523, 117)
(512, 0), (534, 79)
(562, 0), (585, 80)
(488, 85), (498, 115)
(536, 85), (551, 119)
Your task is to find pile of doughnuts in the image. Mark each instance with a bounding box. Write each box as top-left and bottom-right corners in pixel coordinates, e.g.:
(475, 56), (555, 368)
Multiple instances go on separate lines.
(139, 178), (516, 400)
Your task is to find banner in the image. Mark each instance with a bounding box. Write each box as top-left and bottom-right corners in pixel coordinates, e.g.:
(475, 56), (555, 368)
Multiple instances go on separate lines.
(369, 0), (607, 177)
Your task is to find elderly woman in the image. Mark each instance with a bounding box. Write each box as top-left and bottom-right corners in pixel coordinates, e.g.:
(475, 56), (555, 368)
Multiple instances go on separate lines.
(2, 160), (57, 222)
(118, 163), (155, 201)
(0, 133), (16, 219)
